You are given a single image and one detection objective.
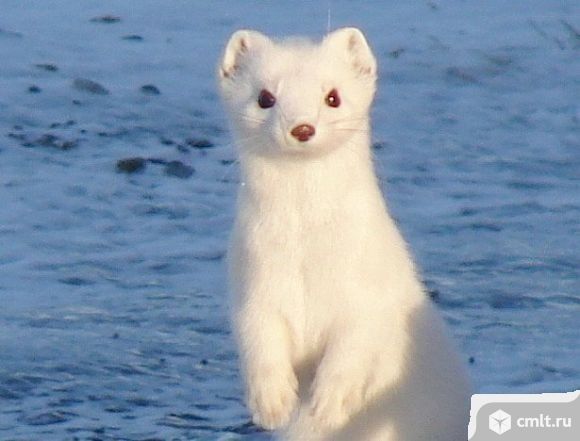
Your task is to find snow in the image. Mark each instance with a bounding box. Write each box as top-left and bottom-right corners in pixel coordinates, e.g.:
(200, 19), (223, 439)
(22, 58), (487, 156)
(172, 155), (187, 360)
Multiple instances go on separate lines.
(0, 0), (578, 439)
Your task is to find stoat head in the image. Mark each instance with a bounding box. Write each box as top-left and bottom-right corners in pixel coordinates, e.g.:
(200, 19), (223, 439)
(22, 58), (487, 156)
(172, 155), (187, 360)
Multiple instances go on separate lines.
(218, 28), (377, 158)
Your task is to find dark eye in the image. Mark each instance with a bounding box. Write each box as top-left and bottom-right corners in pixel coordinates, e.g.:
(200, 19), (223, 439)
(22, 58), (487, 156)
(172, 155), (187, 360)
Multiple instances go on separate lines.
(258, 89), (276, 109)
(325, 88), (341, 108)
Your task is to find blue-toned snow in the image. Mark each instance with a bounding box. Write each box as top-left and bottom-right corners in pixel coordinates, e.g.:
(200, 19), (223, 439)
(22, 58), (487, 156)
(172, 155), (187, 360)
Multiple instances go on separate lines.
(0, 0), (578, 440)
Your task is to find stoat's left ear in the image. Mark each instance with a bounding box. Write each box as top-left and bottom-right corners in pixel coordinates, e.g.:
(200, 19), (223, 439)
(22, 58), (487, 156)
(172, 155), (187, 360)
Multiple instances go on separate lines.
(219, 29), (270, 80)
(323, 28), (377, 78)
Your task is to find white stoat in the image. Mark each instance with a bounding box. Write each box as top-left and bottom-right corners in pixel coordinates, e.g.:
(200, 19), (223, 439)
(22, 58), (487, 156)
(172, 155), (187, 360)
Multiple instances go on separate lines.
(218, 28), (471, 441)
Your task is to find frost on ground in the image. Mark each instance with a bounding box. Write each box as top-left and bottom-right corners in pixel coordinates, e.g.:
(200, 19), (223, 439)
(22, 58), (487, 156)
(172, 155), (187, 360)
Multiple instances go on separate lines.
(0, 1), (578, 440)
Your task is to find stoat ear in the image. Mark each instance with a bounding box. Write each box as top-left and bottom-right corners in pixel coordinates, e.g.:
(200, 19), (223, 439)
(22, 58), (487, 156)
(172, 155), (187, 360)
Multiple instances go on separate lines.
(219, 30), (270, 80)
(323, 28), (377, 78)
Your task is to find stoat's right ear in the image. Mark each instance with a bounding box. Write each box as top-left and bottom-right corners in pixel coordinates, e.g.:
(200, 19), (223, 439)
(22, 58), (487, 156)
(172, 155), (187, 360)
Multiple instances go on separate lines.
(323, 28), (377, 79)
(219, 30), (270, 80)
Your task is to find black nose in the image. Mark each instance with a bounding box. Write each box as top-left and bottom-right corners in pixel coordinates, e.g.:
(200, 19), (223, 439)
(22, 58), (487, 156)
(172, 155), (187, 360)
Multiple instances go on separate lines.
(290, 124), (316, 142)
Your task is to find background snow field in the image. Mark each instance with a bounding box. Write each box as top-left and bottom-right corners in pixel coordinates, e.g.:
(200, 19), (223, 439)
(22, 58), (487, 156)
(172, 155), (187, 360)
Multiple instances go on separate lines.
(0, 0), (578, 440)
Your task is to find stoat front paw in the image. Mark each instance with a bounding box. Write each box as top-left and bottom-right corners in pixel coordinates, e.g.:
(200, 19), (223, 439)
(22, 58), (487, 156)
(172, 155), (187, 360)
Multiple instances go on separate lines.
(247, 369), (299, 430)
(310, 371), (366, 431)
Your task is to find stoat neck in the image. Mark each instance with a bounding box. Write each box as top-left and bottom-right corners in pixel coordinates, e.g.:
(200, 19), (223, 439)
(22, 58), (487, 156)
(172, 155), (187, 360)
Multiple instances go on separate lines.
(237, 130), (384, 211)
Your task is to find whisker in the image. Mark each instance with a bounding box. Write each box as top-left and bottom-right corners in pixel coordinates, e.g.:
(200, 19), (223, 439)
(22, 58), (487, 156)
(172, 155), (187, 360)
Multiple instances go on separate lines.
(327, 115), (369, 125)
(339, 137), (369, 163)
(226, 134), (262, 148)
(277, 104), (290, 129)
(332, 128), (371, 134)
(236, 114), (265, 124)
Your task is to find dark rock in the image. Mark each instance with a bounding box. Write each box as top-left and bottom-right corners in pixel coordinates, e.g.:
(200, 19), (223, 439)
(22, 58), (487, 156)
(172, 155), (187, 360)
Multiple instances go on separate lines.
(35, 63), (58, 72)
(427, 1), (439, 10)
(158, 413), (210, 429)
(192, 109), (207, 118)
(225, 420), (263, 435)
(28, 85), (41, 93)
(122, 34), (143, 41)
(140, 84), (161, 95)
(164, 161), (194, 179)
(60, 140), (78, 150)
(59, 277), (94, 286)
(20, 410), (75, 426)
(50, 120), (76, 129)
(0, 27), (23, 39)
(459, 208), (477, 217)
(73, 78), (110, 95)
(470, 222), (502, 232)
(446, 67), (479, 84)
(489, 293), (545, 310)
(484, 53), (513, 67)
(126, 396), (160, 407)
(186, 138), (214, 149)
(148, 158), (168, 165)
(561, 20), (580, 49)
(90, 15), (121, 24)
(35, 134), (78, 150)
(7, 132), (26, 142)
(0, 385), (20, 399)
(427, 289), (441, 302)
(105, 405), (129, 413)
(116, 157), (147, 174)
(42, 136), (59, 148)
(372, 141), (388, 150)
(98, 128), (128, 138)
(388, 48), (405, 59)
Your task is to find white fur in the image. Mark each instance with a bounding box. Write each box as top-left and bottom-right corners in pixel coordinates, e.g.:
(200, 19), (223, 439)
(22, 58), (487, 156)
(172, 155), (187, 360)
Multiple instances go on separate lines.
(218, 28), (471, 441)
